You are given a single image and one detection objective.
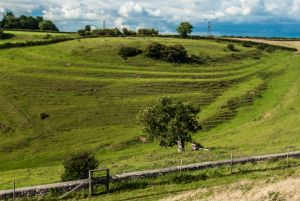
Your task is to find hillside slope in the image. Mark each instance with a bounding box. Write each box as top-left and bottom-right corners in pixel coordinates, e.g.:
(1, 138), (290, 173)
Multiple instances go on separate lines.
(0, 37), (299, 189)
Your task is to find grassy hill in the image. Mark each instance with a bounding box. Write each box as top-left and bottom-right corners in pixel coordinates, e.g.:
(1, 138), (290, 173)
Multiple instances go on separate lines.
(0, 34), (300, 191)
(0, 30), (75, 44)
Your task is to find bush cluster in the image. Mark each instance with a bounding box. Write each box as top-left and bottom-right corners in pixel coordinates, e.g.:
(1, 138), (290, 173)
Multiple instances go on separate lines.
(77, 27), (123, 37)
(118, 46), (143, 59)
(0, 29), (3, 39)
(122, 28), (137, 36)
(137, 28), (158, 37)
(61, 151), (99, 181)
(145, 42), (189, 63)
(77, 26), (159, 38)
(227, 44), (236, 51)
(241, 41), (252, 47)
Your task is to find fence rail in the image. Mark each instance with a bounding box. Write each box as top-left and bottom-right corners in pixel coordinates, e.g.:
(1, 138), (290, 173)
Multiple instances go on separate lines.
(1, 150), (300, 200)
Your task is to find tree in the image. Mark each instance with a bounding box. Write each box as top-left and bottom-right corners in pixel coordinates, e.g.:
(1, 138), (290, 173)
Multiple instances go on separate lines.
(61, 151), (99, 181)
(39, 20), (59, 31)
(176, 22), (193, 38)
(1, 12), (19, 29)
(137, 28), (158, 37)
(137, 97), (201, 153)
(122, 28), (137, 36)
(85, 25), (91, 32)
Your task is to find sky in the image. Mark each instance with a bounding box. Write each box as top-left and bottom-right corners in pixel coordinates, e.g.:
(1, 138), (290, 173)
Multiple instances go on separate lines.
(1, 0), (300, 37)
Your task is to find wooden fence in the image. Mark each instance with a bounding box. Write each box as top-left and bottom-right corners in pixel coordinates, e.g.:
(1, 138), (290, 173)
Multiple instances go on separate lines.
(1, 151), (300, 200)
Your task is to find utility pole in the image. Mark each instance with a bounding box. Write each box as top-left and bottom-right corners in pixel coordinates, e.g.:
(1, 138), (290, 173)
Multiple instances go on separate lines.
(207, 20), (212, 36)
(103, 20), (106, 29)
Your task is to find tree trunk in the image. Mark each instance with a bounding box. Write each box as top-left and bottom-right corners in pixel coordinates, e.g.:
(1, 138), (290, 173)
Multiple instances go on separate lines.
(177, 138), (185, 153)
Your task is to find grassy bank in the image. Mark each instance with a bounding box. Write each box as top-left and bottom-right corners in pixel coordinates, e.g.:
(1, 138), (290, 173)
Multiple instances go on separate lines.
(0, 36), (299, 191)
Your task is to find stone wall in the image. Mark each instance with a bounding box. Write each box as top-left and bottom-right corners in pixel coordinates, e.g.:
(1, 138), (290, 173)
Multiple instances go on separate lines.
(1, 151), (299, 200)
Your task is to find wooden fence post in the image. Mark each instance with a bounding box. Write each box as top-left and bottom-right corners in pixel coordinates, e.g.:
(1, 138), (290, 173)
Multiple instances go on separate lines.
(88, 171), (93, 197)
(180, 159), (183, 174)
(13, 179), (15, 201)
(287, 147), (290, 167)
(106, 169), (110, 193)
(230, 153), (233, 174)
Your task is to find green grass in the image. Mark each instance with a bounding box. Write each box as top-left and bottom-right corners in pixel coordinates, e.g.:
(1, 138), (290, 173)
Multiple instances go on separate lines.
(0, 36), (300, 193)
(19, 159), (300, 201)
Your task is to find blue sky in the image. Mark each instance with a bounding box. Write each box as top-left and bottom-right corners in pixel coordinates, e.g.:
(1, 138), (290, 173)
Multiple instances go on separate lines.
(1, 0), (300, 37)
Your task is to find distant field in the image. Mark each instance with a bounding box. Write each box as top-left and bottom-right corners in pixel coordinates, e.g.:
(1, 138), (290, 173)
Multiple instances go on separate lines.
(0, 30), (76, 44)
(231, 37), (300, 51)
(0, 36), (300, 191)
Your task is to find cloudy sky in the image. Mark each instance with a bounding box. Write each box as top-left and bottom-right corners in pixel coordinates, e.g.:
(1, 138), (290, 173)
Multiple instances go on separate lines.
(1, 0), (300, 37)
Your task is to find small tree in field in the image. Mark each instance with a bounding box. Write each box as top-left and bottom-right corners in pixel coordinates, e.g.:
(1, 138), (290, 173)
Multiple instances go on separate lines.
(137, 97), (201, 153)
(176, 22), (193, 38)
(61, 151), (99, 181)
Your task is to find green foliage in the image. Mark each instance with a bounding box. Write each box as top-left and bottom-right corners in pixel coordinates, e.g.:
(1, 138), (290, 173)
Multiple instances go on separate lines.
(0, 12), (58, 31)
(122, 28), (137, 36)
(145, 42), (189, 63)
(162, 44), (189, 63)
(39, 20), (59, 32)
(90, 28), (122, 37)
(137, 97), (201, 152)
(137, 28), (159, 37)
(145, 42), (166, 59)
(257, 44), (268, 50)
(61, 151), (99, 181)
(84, 25), (91, 32)
(118, 46), (143, 59)
(176, 22), (193, 38)
(241, 41), (252, 47)
(77, 29), (85, 36)
(227, 44), (236, 51)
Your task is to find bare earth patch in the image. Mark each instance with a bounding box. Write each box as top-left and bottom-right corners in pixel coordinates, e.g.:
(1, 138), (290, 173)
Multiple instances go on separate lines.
(161, 177), (300, 201)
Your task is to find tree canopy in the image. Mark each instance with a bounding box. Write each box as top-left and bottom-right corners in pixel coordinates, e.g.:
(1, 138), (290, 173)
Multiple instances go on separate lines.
(0, 12), (59, 31)
(137, 97), (201, 153)
(39, 20), (59, 31)
(176, 22), (193, 38)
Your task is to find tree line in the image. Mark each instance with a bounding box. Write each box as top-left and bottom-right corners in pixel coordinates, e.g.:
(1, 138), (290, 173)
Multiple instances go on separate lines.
(0, 12), (59, 31)
(78, 21), (193, 38)
(77, 25), (159, 37)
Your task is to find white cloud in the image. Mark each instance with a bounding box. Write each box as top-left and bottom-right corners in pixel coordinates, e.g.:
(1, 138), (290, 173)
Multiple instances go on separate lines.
(118, 1), (143, 17)
(1, 0), (300, 32)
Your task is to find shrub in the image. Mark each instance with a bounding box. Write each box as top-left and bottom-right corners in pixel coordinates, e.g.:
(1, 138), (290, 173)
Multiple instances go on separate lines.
(241, 41), (252, 47)
(77, 29), (85, 36)
(257, 44), (268, 50)
(118, 46), (142, 59)
(161, 45), (188, 63)
(266, 46), (276, 53)
(227, 44), (236, 51)
(145, 42), (166, 59)
(145, 42), (189, 63)
(61, 151), (99, 181)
